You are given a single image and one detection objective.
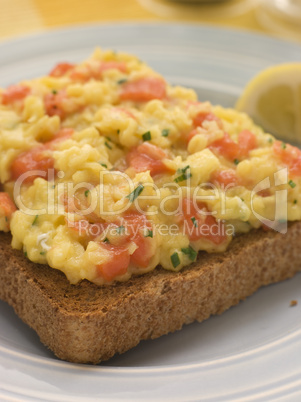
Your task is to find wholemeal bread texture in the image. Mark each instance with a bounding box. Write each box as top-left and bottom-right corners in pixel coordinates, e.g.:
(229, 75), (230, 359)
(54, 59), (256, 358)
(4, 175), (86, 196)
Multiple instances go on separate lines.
(1, 222), (301, 364)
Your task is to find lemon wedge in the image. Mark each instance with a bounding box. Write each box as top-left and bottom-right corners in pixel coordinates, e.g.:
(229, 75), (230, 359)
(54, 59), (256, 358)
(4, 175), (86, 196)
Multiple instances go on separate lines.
(236, 63), (301, 143)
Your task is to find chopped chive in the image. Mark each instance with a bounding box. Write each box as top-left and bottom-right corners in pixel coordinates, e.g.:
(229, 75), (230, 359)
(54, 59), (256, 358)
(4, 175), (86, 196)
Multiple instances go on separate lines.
(142, 131), (151, 142)
(5, 216), (8, 222)
(181, 246), (197, 261)
(99, 162), (108, 168)
(103, 237), (109, 243)
(117, 78), (128, 85)
(162, 128), (169, 137)
(171, 252), (180, 268)
(117, 129), (120, 135)
(293, 199), (298, 204)
(174, 172), (192, 183)
(126, 184), (144, 202)
(116, 225), (125, 234)
(105, 141), (112, 149)
(24, 251), (27, 257)
(191, 217), (198, 228)
(52, 89), (58, 95)
(32, 215), (38, 225)
(84, 190), (90, 197)
(289, 180), (296, 188)
(278, 218), (287, 224)
(281, 142), (287, 150)
(268, 138), (273, 144)
(40, 251), (46, 255)
(177, 165), (190, 174)
(240, 198), (244, 202)
(52, 184), (56, 189)
(144, 229), (153, 238)
(233, 159), (240, 165)
(175, 166), (190, 181)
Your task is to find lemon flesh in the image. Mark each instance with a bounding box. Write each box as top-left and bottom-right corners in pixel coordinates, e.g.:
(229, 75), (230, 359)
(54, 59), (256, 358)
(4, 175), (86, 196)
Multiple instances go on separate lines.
(236, 64), (301, 143)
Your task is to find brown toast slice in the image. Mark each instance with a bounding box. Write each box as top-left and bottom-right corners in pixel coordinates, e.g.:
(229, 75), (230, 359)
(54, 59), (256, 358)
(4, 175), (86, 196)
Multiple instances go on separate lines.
(0, 222), (301, 364)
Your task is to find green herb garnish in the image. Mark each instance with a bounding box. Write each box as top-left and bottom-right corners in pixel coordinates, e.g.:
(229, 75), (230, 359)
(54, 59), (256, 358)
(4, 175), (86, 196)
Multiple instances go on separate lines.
(181, 246), (197, 261)
(40, 251), (46, 255)
(117, 78), (128, 85)
(84, 190), (90, 197)
(289, 180), (296, 188)
(191, 217), (198, 228)
(32, 215), (39, 225)
(142, 131), (151, 142)
(174, 172), (192, 183)
(103, 237), (109, 243)
(278, 218), (287, 224)
(144, 229), (153, 238)
(52, 89), (58, 95)
(171, 252), (180, 268)
(281, 142), (287, 150)
(116, 225), (125, 234)
(24, 251), (27, 257)
(234, 159), (240, 165)
(175, 165), (191, 182)
(177, 165), (190, 174)
(126, 184), (144, 202)
(294, 199), (298, 204)
(105, 141), (112, 149)
(161, 129), (169, 137)
(99, 162), (108, 168)
(268, 138), (273, 144)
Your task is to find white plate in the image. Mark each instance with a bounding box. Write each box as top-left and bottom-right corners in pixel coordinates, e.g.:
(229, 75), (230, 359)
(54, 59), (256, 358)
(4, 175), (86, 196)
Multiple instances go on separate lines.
(1, 23), (301, 401)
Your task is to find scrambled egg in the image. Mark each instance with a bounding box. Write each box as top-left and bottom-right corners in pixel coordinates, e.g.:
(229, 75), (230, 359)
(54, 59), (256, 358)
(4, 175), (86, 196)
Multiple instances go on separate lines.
(0, 48), (300, 285)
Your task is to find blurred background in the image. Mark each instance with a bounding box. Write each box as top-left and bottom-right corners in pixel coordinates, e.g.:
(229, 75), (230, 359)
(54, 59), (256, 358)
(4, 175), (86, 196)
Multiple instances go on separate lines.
(1, 0), (300, 42)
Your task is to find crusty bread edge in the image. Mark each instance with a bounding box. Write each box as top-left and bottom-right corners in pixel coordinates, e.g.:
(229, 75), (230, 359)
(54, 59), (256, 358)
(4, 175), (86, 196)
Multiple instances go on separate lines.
(1, 223), (301, 364)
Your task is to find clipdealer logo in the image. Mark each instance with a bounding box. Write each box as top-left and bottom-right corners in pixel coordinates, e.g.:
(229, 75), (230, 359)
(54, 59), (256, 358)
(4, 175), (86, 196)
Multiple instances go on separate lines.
(251, 168), (288, 234)
(13, 167), (290, 235)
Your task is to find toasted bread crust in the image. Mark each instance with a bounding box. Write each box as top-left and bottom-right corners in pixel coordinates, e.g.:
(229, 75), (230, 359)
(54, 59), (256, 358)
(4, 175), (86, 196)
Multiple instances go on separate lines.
(1, 223), (301, 364)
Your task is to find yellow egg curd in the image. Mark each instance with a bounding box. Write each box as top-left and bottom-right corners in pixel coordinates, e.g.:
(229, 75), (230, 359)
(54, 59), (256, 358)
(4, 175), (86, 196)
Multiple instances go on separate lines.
(0, 49), (300, 285)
